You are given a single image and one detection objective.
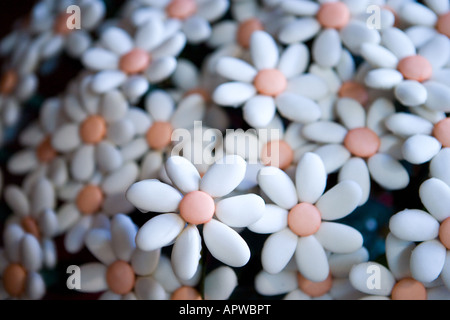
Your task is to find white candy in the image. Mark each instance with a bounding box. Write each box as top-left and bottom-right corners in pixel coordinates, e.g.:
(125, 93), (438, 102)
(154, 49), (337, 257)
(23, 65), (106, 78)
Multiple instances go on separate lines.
(338, 157), (371, 206)
(255, 270), (297, 296)
(385, 113), (433, 137)
(295, 152), (326, 204)
(419, 178), (450, 222)
(85, 229), (116, 266)
(276, 93), (321, 124)
(315, 144), (351, 174)
(171, 225), (202, 280)
(302, 121), (347, 144)
(365, 69), (403, 89)
(21, 234), (43, 271)
(410, 240), (446, 283)
(78, 263), (108, 293)
(52, 124), (81, 152)
(394, 80), (428, 107)
(315, 222), (363, 254)
(424, 81), (450, 112)
(91, 70), (127, 93)
(381, 27), (416, 59)
(286, 74), (329, 100)
(313, 29), (342, 68)
(126, 180), (182, 213)
(243, 95), (276, 128)
(295, 235), (329, 282)
(329, 247), (369, 278)
(349, 262), (395, 296)
(258, 166), (298, 210)
(213, 82), (256, 106)
(367, 153), (409, 190)
(402, 135), (441, 165)
(204, 266), (237, 300)
(134, 277), (166, 300)
(385, 233), (415, 280)
(399, 2), (438, 27)
(110, 214), (137, 262)
(136, 213), (186, 251)
(278, 18), (321, 44)
(216, 57), (257, 83)
(26, 271), (46, 300)
(248, 204), (288, 234)
(131, 248), (160, 277)
(360, 43), (398, 69)
(4, 185), (30, 217)
(389, 209), (440, 242)
(203, 219), (250, 267)
(145, 57), (177, 83)
(278, 43), (310, 79)
(316, 180), (362, 221)
(251, 31), (279, 70)
(261, 229), (297, 274)
(215, 194), (265, 228)
(95, 142), (124, 173)
(419, 34), (450, 70)
(340, 20), (381, 55)
(71, 145), (95, 182)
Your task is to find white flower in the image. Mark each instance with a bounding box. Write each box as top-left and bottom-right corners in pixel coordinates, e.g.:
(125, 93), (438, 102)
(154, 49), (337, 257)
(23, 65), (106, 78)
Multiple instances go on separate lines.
(304, 97), (410, 204)
(213, 30), (327, 128)
(253, 152), (363, 282)
(126, 155), (265, 280)
(3, 178), (58, 270)
(82, 20), (186, 101)
(0, 224), (46, 300)
(130, 0), (229, 44)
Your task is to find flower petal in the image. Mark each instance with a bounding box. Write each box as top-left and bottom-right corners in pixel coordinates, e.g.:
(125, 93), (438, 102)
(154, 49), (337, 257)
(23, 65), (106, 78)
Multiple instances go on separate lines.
(215, 194), (265, 228)
(136, 213), (185, 251)
(243, 95), (276, 128)
(389, 209), (440, 242)
(385, 233), (415, 280)
(78, 263), (108, 293)
(165, 156), (201, 194)
(255, 270), (298, 296)
(126, 180), (182, 213)
(278, 43), (309, 79)
(276, 92), (321, 124)
(258, 166), (298, 210)
(315, 222), (363, 254)
(410, 240), (446, 283)
(204, 266), (237, 300)
(111, 214), (137, 262)
(248, 204), (288, 234)
(261, 228), (297, 274)
(349, 262), (395, 296)
(338, 157), (371, 206)
(85, 229), (116, 265)
(295, 152), (327, 204)
(295, 235), (329, 282)
(131, 248), (161, 277)
(213, 82), (256, 107)
(171, 224), (202, 280)
(367, 153), (410, 190)
(250, 31), (279, 70)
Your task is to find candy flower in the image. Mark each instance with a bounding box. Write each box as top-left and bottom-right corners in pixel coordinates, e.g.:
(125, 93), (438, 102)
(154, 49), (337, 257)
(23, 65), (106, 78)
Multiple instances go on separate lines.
(126, 155), (265, 280)
(253, 152), (363, 282)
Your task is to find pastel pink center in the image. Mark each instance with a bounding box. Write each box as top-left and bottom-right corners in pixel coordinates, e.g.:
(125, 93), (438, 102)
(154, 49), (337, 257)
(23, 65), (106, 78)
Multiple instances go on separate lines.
(119, 49), (151, 75)
(317, 2), (351, 29)
(397, 55), (433, 82)
(253, 69), (287, 96)
(167, 0), (197, 20)
(433, 118), (450, 148)
(344, 128), (380, 158)
(179, 191), (215, 225)
(288, 203), (322, 237)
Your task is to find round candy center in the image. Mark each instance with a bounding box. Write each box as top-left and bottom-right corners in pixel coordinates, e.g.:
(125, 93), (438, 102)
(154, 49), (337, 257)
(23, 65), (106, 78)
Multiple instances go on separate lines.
(3, 264), (27, 298)
(344, 128), (380, 158)
(253, 69), (287, 96)
(146, 122), (174, 150)
(237, 18), (264, 49)
(260, 140), (294, 170)
(21, 216), (41, 240)
(54, 13), (74, 35)
(437, 12), (450, 38)
(166, 0), (197, 20)
(171, 286), (203, 300)
(338, 81), (369, 106)
(80, 115), (107, 145)
(397, 55), (433, 82)
(119, 49), (152, 75)
(317, 2), (351, 29)
(297, 272), (333, 297)
(0, 70), (18, 95)
(179, 191), (215, 225)
(439, 217), (450, 250)
(288, 203), (322, 237)
(106, 261), (136, 295)
(391, 278), (427, 300)
(433, 118), (450, 148)
(76, 184), (104, 215)
(36, 136), (57, 163)
(184, 88), (211, 102)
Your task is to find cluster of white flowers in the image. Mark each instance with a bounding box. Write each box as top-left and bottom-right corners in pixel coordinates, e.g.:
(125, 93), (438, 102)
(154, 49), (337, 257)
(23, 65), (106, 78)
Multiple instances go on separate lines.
(0, 0), (449, 300)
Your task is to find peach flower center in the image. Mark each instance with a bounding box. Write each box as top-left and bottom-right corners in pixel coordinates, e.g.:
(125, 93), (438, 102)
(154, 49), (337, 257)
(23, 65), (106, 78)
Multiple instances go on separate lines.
(3, 264), (27, 298)
(391, 278), (427, 300)
(119, 49), (152, 75)
(146, 122), (174, 150)
(344, 128), (380, 158)
(80, 115), (107, 145)
(338, 81), (369, 106)
(437, 12), (450, 38)
(0, 70), (18, 95)
(54, 13), (74, 35)
(179, 191), (215, 225)
(253, 69), (287, 96)
(171, 286), (203, 300)
(106, 261), (136, 295)
(76, 185), (104, 215)
(288, 203), (322, 237)
(397, 55), (433, 82)
(237, 18), (264, 49)
(21, 216), (41, 240)
(433, 118), (450, 148)
(439, 217), (450, 250)
(297, 272), (333, 297)
(166, 0), (197, 20)
(260, 140), (294, 170)
(317, 2), (351, 29)
(36, 136), (57, 164)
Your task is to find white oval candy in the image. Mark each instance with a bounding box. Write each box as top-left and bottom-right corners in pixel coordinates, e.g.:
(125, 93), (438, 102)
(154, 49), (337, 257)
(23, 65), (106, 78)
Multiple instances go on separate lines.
(367, 153), (410, 190)
(134, 277), (167, 300)
(340, 20), (381, 54)
(399, 2), (438, 27)
(4, 185), (30, 217)
(278, 43), (310, 79)
(21, 234), (43, 272)
(278, 18), (321, 44)
(295, 152), (326, 204)
(329, 247), (369, 278)
(26, 271), (46, 300)
(313, 29), (342, 68)
(255, 270), (298, 296)
(204, 266), (237, 300)
(360, 43), (398, 69)
(424, 81), (450, 112)
(389, 209), (440, 242)
(200, 155), (246, 198)
(258, 166), (298, 210)
(213, 82), (256, 106)
(385, 112), (433, 137)
(410, 240), (446, 283)
(95, 141), (124, 173)
(243, 95), (276, 128)
(349, 262), (395, 296)
(419, 178), (450, 222)
(385, 233), (415, 280)
(316, 180), (362, 221)
(336, 98), (366, 130)
(315, 222), (363, 254)
(135, 213), (186, 251)
(295, 235), (329, 282)
(215, 194), (265, 228)
(85, 229), (116, 266)
(70, 145), (95, 182)
(315, 144), (351, 174)
(7, 150), (38, 175)
(52, 124), (81, 153)
(250, 31), (279, 70)
(394, 80), (428, 107)
(286, 74), (329, 100)
(302, 121), (347, 144)
(131, 248), (160, 277)
(216, 57), (257, 83)
(91, 70), (127, 93)
(126, 180), (182, 213)
(110, 214), (137, 262)
(78, 263), (108, 293)
(402, 135), (441, 165)
(145, 56), (177, 83)
(276, 93), (321, 124)
(430, 148), (450, 185)
(419, 34), (450, 70)
(248, 204), (288, 234)
(30, 178), (55, 216)
(365, 69), (403, 89)
(100, 90), (128, 122)
(101, 162), (139, 196)
(338, 157), (371, 206)
(165, 156), (201, 194)
(203, 219), (250, 267)
(381, 27), (416, 59)
(261, 228), (297, 274)
(171, 225), (202, 281)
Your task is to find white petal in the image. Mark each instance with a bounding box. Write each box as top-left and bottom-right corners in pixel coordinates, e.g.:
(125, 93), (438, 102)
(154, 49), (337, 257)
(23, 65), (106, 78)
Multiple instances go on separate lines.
(146, 57), (177, 83)
(349, 262), (395, 296)
(213, 82), (256, 106)
(248, 204), (288, 234)
(419, 34), (450, 71)
(402, 135), (441, 165)
(140, 151), (164, 180)
(203, 219), (250, 267)
(399, 2), (438, 27)
(340, 21), (381, 55)
(170, 94), (205, 129)
(100, 90), (128, 123)
(57, 203), (81, 234)
(165, 156), (200, 194)
(7, 150), (37, 176)
(410, 240), (446, 283)
(295, 235), (329, 282)
(312, 29), (342, 68)
(315, 144), (351, 174)
(255, 270), (298, 296)
(258, 166), (298, 210)
(126, 108), (152, 135)
(26, 271), (45, 300)
(122, 76), (149, 103)
(367, 153), (410, 190)
(243, 95), (276, 128)
(134, 277), (167, 300)
(336, 98), (366, 130)
(91, 70), (127, 93)
(216, 57), (257, 82)
(70, 145), (95, 182)
(4, 185), (30, 217)
(295, 152), (327, 204)
(394, 80), (428, 107)
(101, 161), (139, 196)
(278, 43), (310, 79)
(100, 27), (133, 56)
(78, 263), (108, 293)
(135, 18), (165, 52)
(430, 148), (450, 185)
(151, 32), (186, 58)
(200, 155), (246, 197)
(276, 93), (321, 124)
(197, 0), (228, 21)
(315, 222), (363, 254)
(385, 233), (415, 280)
(278, 18), (321, 44)
(215, 194), (265, 228)
(204, 266), (237, 300)
(136, 213), (185, 251)
(96, 141), (124, 173)
(85, 229), (116, 265)
(52, 124), (81, 153)
(329, 247), (369, 279)
(131, 248), (161, 277)
(107, 119), (136, 147)
(420, 178), (450, 222)
(424, 81), (450, 112)
(39, 209), (58, 238)
(171, 225), (202, 280)
(250, 31), (279, 70)
(261, 228), (297, 274)
(389, 209), (440, 242)
(338, 157), (371, 206)
(82, 47), (119, 71)
(366, 97), (396, 136)
(381, 27), (416, 59)
(360, 42), (399, 69)
(111, 214), (137, 262)
(64, 217), (91, 254)
(145, 89), (174, 122)
(30, 178), (55, 216)
(302, 121), (347, 144)
(21, 234), (43, 271)
(126, 180), (182, 213)
(286, 74), (329, 101)
(385, 112), (433, 137)
(365, 69), (404, 90)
